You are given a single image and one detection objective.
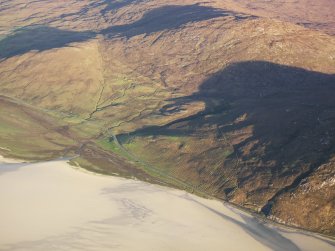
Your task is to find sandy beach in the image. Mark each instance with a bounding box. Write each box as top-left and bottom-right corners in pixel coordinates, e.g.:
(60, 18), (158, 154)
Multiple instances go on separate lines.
(0, 158), (334, 251)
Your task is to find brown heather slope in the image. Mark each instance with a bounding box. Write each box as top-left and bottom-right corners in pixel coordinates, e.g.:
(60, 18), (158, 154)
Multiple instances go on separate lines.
(212, 0), (335, 35)
(1, 0), (334, 36)
(0, 0), (335, 235)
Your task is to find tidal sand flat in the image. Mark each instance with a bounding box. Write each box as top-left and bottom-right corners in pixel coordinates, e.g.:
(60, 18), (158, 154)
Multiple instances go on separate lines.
(0, 159), (334, 251)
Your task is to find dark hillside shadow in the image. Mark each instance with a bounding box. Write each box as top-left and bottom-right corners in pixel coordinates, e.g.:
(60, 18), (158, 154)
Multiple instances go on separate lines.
(102, 4), (253, 38)
(123, 61), (335, 190)
(0, 26), (95, 59)
(58, 0), (145, 19)
(0, 4), (253, 59)
(0, 4), (252, 59)
(100, 0), (146, 15)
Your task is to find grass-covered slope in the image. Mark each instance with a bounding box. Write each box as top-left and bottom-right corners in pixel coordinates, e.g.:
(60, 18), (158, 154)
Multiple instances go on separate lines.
(0, 96), (77, 160)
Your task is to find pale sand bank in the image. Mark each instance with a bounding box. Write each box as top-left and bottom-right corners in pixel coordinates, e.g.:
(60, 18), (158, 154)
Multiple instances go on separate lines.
(0, 155), (24, 164)
(0, 159), (334, 251)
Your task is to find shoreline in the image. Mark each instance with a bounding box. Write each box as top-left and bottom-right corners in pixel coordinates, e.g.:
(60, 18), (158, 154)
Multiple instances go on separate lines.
(72, 156), (335, 241)
(82, 161), (335, 242)
(1, 154), (335, 243)
(0, 157), (334, 250)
